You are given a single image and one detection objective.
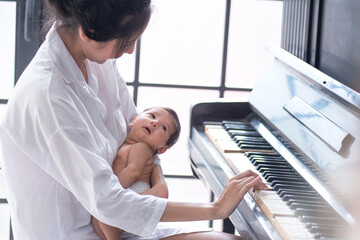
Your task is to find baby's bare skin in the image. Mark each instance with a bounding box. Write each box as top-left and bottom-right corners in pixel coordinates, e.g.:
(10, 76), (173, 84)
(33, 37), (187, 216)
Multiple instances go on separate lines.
(113, 142), (155, 187)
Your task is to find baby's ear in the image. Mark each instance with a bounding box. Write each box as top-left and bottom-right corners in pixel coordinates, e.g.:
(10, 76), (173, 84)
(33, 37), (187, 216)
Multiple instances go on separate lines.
(129, 116), (137, 127)
(157, 146), (169, 154)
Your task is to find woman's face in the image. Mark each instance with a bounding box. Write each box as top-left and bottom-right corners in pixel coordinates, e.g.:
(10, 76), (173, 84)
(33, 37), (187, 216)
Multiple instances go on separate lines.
(81, 29), (142, 64)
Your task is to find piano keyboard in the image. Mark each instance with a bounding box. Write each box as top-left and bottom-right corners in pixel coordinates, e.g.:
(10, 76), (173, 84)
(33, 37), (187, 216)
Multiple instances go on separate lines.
(204, 121), (346, 240)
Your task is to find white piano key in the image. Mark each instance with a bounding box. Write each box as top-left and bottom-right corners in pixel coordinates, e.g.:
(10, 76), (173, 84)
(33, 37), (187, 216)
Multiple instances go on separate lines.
(273, 216), (315, 240)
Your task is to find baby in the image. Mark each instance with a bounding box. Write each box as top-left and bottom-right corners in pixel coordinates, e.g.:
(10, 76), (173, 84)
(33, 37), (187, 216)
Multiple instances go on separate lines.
(92, 106), (181, 240)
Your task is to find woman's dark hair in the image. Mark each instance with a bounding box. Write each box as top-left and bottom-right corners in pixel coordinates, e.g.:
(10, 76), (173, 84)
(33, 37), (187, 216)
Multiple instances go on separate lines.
(44, 0), (151, 51)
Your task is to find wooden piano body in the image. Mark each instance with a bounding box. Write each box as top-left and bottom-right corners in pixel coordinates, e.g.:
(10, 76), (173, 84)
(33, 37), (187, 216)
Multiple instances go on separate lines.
(188, 44), (360, 240)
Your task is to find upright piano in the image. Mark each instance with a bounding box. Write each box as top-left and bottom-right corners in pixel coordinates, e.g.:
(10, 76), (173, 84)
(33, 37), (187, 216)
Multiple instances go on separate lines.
(188, 43), (360, 240)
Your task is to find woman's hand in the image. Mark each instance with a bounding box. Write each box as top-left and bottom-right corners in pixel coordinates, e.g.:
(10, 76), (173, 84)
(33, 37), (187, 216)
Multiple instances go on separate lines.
(160, 169), (267, 222)
(212, 170), (268, 219)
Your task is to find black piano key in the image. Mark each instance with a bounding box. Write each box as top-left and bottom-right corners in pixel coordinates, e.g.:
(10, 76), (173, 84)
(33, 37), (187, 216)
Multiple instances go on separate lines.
(252, 160), (289, 167)
(222, 120), (252, 126)
(250, 155), (286, 160)
(234, 136), (267, 143)
(235, 140), (268, 147)
(224, 124), (255, 131)
(281, 194), (323, 202)
(271, 180), (309, 188)
(239, 144), (273, 151)
(238, 140), (272, 146)
(256, 164), (293, 170)
(273, 184), (313, 192)
(245, 152), (281, 158)
(229, 130), (262, 137)
(261, 170), (297, 177)
(279, 192), (319, 202)
(264, 173), (300, 179)
(237, 141), (270, 146)
(262, 170), (300, 176)
(278, 189), (318, 197)
(264, 174), (302, 182)
(260, 168), (297, 175)
(275, 184), (316, 192)
(259, 165), (295, 171)
(249, 157), (287, 163)
(250, 156), (286, 161)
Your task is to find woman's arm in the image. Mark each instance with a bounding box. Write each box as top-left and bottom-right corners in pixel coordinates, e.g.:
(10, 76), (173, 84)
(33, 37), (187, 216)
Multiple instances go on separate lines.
(141, 164), (169, 198)
(160, 170), (268, 221)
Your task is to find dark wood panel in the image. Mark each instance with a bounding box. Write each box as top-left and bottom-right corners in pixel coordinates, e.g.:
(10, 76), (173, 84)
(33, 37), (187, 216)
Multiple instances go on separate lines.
(317, 0), (360, 93)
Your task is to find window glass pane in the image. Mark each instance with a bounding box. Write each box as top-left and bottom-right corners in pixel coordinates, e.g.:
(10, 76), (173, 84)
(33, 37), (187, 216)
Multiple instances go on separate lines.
(136, 87), (219, 175)
(226, 0), (282, 88)
(0, 203), (10, 239)
(116, 48), (136, 83)
(139, 0), (226, 87)
(0, 1), (16, 99)
(0, 104), (7, 118)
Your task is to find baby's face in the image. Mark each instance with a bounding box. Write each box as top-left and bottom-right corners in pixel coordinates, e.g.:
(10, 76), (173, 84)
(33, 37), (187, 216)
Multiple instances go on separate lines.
(130, 107), (176, 151)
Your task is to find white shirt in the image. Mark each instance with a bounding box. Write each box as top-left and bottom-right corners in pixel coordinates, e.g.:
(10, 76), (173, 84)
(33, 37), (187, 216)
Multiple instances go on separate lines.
(0, 23), (167, 240)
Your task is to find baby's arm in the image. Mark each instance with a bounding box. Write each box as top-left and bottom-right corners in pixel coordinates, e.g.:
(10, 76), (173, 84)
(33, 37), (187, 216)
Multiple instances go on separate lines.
(116, 142), (154, 189)
(140, 164), (169, 198)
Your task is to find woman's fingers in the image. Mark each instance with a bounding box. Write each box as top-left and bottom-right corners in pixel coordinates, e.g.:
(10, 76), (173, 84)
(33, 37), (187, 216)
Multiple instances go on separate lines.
(230, 170), (268, 190)
(230, 169), (260, 181)
(214, 172), (269, 219)
(235, 175), (264, 196)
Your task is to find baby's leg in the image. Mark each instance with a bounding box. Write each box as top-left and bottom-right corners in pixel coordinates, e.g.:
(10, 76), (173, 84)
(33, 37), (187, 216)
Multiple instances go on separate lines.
(91, 216), (122, 240)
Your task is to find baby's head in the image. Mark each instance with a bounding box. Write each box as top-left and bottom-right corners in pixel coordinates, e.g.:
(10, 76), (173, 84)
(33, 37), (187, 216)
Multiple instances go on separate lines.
(129, 106), (181, 153)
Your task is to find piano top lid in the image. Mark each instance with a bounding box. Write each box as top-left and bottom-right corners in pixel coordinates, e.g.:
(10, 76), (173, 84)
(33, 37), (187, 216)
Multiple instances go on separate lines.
(265, 42), (360, 112)
(248, 43), (360, 226)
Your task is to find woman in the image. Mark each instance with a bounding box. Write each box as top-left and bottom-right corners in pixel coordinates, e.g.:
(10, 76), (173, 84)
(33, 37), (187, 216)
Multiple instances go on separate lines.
(0, 0), (267, 239)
